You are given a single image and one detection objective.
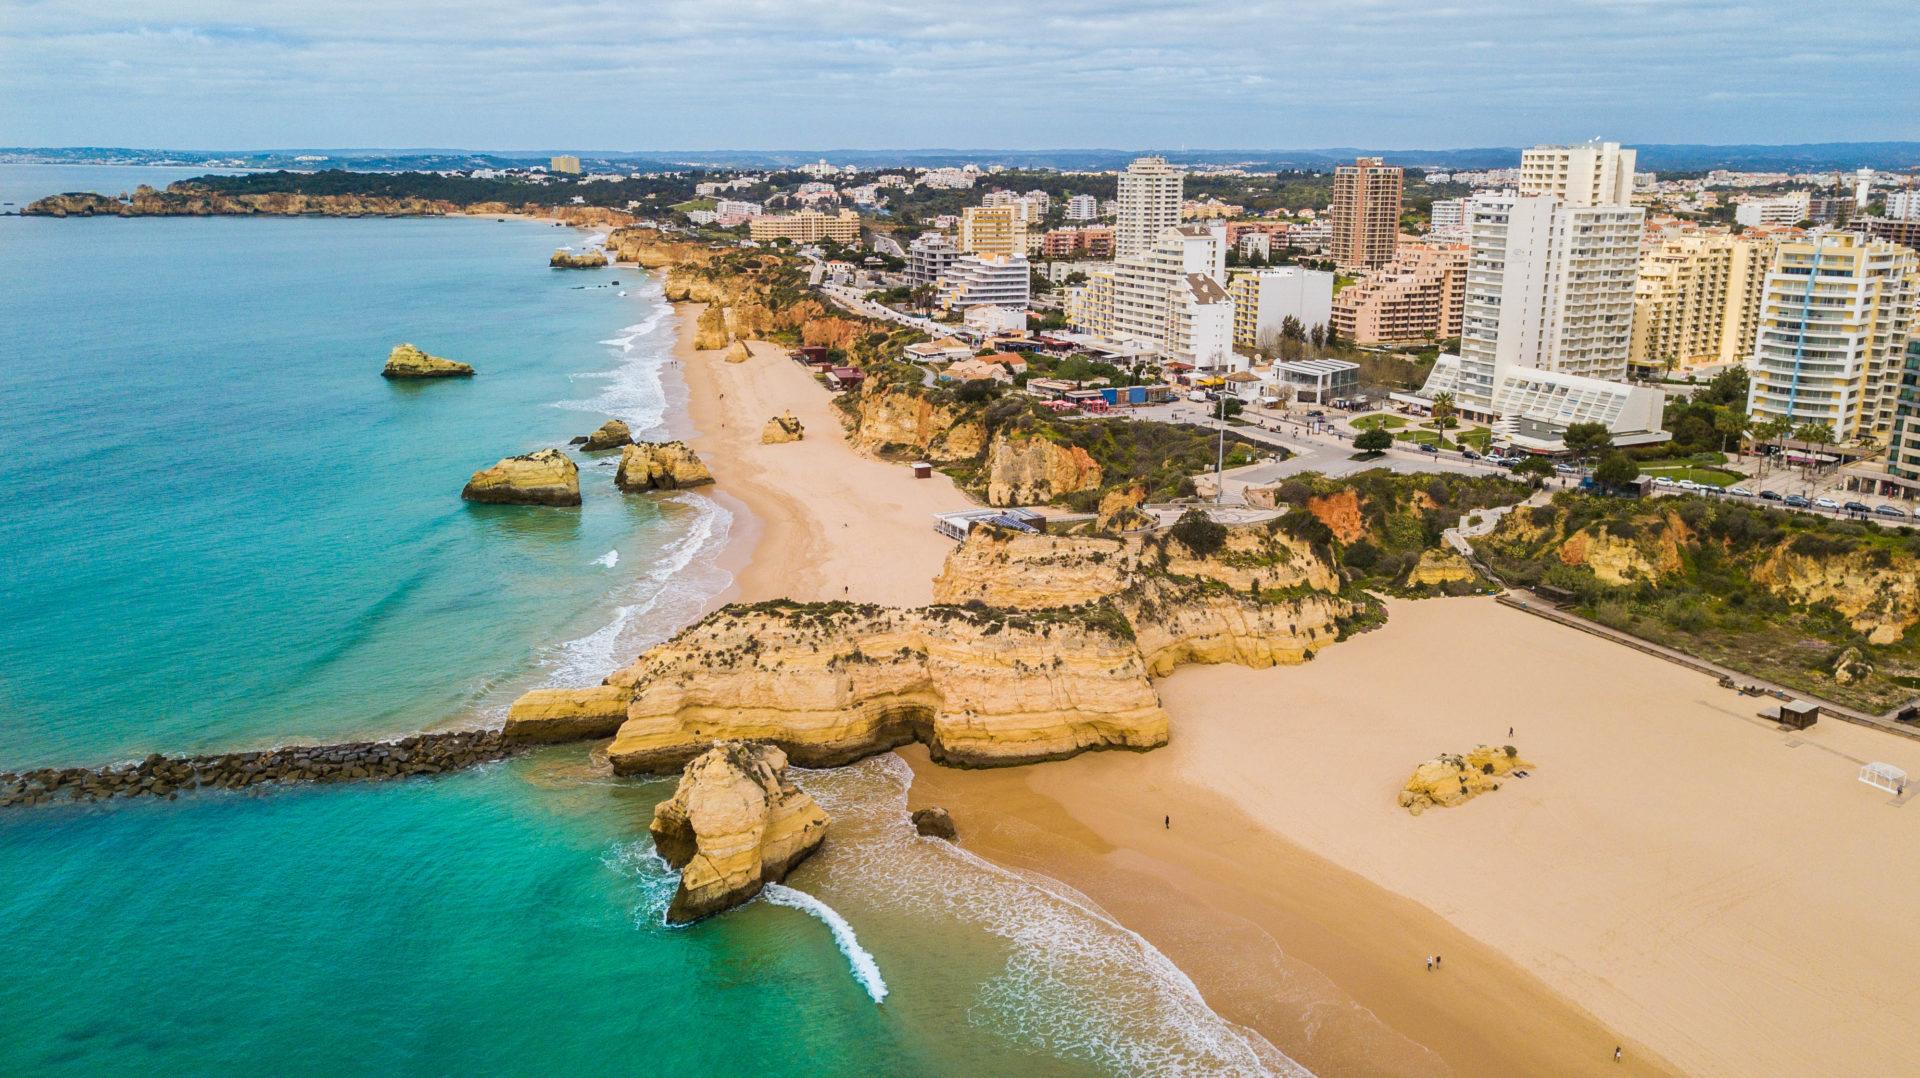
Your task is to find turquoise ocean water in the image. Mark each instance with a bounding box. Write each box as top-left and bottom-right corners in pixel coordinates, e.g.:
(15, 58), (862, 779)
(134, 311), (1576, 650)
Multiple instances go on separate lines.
(0, 166), (1304, 1076)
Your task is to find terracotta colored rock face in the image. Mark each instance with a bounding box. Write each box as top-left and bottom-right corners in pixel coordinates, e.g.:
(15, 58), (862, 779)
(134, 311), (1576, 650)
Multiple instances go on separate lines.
(762, 413), (804, 444)
(460, 448), (581, 506)
(382, 343), (474, 378)
(648, 741), (830, 923)
(614, 442), (714, 491)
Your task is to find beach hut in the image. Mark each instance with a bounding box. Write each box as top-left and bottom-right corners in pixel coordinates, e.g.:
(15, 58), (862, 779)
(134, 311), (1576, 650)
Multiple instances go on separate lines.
(911, 462), (933, 479)
(1779, 700), (1820, 730)
(1860, 762), (1906, 795)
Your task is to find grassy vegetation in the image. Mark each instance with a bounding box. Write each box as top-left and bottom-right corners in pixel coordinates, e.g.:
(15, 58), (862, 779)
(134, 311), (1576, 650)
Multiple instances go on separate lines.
(1350, 415), (1408, 431)
(671, 198), (717, 213)
(1640, 465), (1741, 487)
(1475, 492), (1920, 711)
(1257, 470), (1528, 595)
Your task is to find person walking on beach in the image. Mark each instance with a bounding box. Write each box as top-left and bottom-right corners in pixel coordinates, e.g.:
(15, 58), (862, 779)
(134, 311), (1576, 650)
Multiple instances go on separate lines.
(1614, 1046), (1622, 1062)
(1426, 956), (1433, 972)
(1434, 955), (1441, 968)
(1164, 815), (1170, 829)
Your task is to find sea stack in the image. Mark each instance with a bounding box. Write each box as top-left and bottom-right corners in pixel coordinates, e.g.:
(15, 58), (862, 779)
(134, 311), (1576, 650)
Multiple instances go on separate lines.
(722, 340), (752, 364)
(614, 441), (714, 491)
(460, 448), (581, 506)
(550, 249), (609, 269)
(581, 419), (633, 452)
(382, 343), (474, 379)
(648, 741), (830, 923)
(762, 412), (804, 444)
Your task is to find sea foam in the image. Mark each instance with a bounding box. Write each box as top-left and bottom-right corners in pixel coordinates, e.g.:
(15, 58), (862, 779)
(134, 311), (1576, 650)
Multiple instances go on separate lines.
(762, 884), (889, 1004)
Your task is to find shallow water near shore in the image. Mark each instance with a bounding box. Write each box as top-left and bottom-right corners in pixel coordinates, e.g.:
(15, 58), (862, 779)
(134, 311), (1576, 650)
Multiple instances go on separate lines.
(0, 172), (1307, 1077)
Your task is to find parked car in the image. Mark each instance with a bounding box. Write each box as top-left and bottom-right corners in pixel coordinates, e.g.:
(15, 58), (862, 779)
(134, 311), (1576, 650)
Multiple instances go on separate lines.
(1554, 463), (1578, 474)
(1813, 497), (1841, 510)
(1676, 479), (1702, 490)
(1759, 490), (1784, 501)
(1461, 450), (1480, 460)
(1728, 486), (1755, 497)
(1420, 442), (1439, 453)
(1843, 501), (1872, 514)
(1307, 409), (1325, 418)
(1784, 494), (1812, 508)
(1652, 476), (1677, 487)
(1875, 504), (1908, 518)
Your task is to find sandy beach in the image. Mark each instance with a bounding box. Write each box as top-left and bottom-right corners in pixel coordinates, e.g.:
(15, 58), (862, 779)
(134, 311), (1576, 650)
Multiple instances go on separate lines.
(657, 295), (1920, 1077)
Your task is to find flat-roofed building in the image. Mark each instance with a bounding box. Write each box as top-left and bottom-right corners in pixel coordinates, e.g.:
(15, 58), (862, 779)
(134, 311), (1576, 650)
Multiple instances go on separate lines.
(937, 253), (1031, 311)
(1329, 244), (1466, 345)
(1116, 156), (1184, 260)
(550, 155), (581, 175)
(1629, 232), (1777, 372)
(1066, 223), (1236, 369)
(1227, 267), (1335, 352)
(1330, 157), (1403, 270)
(907, 232), (958, 286)
(748, 208), (862, 245)
(960, 205), (1028, 259)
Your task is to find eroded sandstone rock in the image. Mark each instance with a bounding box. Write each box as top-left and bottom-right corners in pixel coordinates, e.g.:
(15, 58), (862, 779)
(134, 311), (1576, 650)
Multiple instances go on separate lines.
(382, 343), (474, 379)
(550, 249), (609, 269)
(762, 413), (804, 444)
(503, 685), (634, 743)
(1400, 745), (1530, 815)
(461, 448), (581, 506)
(985, 435), (1101, 507)
(649, 741), (830, 923)
(912, 806), (958, 840)
(615, 442), (714, 491)
(582, 419), (633, 452)
(723, 340), (753, 364)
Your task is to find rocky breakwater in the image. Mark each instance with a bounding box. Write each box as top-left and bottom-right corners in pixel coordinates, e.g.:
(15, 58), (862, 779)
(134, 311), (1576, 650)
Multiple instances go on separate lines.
(649, 741), (830, 922)
(382, 343), (474, 379)
(550, 249), (609, 269)
(1, 731), (519, 809)
(1400, 745), (1530, 815)
(985, 434), (1101, 506)
(599, 600), (1168, 775)
(762, 413), (804, 444)
(614, 441), (713, 491)
(461, 448), (581, 506)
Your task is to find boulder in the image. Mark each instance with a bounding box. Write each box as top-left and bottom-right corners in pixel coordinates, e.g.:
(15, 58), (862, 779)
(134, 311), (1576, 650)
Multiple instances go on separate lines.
(550, 249), (609, 269)
(582, 419), (633, 452)
(762, 413), (804, 444)
(649, 741), (830, 923)
(723, 340), (753, 364)
(911, 806), (958, 840)
(615, 442), (714, 491)
(461, 448), (581, 506)
(1399, 745), (1530, 815)
(382, 343), (474, 379)
(1833, 646), (1873, 685)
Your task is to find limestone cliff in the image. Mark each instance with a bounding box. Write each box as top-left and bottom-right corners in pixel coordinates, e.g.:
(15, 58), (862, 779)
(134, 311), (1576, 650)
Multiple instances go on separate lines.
(504, 685), (634, 743)
(26, 186), (640, 223)
(381, 343), (473, 379)
(1400, 745), (1530, 815)
(603, 601), (1168, 774)
(550, 249), (609, 269)
(649, 741), (830, 923)
(581, 419), (632, 452)
(461, 449), (581, 506)
(1752, 547), (1920, 646)
(985, 435), (1101, 507)
(849, 387), (985, 461)
(694, 304), (729, 349)
(615, 442), (714, 491)
(1407, 549), (1477, 587)
(762, 413), (804, 444)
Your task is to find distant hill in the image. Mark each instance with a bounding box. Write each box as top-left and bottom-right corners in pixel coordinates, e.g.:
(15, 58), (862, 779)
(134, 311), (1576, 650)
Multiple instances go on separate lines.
(8, 142), (1920, 174)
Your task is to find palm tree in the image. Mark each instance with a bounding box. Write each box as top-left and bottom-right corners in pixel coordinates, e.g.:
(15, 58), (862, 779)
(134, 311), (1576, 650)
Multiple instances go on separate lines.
(1430, 391), (1456, 430)
(1713, 408), (1750, 457)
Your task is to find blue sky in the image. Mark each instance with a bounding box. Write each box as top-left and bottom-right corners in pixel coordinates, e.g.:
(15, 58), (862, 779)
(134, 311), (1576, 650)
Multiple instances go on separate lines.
(4, 0), (1917, 150)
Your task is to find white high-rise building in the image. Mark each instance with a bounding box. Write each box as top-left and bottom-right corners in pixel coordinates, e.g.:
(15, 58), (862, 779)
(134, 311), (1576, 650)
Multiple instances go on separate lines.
(1885, 190), (1920, 220)
(1066, 194), (1099, 221)
(1115, 156), (1184, 261)
(1735, 191), (1811, 228)
(1066, 223), (1236, 369)
(1519, 141), (1637, 206)
(937, 254), (1032, 311)
(907, 232), (958, 286)
(1428, 197), (1470, 238)
(1453, 191), (1644, 412)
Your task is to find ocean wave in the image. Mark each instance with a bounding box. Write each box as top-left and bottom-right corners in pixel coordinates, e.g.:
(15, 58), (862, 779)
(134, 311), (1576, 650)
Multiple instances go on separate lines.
(593, 550), (618, 568)
(761, 883), (889, 1004)
(796, 756), (1312, 1078)
(544, 492), (732, 687)
(557, 277), (676, 439)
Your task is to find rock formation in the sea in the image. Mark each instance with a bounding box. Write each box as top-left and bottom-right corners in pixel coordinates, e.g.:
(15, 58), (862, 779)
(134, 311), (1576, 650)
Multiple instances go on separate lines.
(381, 343), (474, 379)
(1400, 745), (1530, 815)
(581, 419), (633, 452)
(550, 249), (609, 269)
(602, 600), (1169, 774)
(460, 448), (581, 506)
(984, 434), (1102, 507)
(648, 741), (831, 923)
(723, 340), (752, 364)
(762, 413), (805, 444)
(614, 441), (714, 491)
(503, 685), (635, 743)
(912, 806), (958, 840)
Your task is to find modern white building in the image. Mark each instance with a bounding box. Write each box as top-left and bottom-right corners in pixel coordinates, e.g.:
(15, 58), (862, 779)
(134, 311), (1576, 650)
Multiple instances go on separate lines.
(1115, 156), (1184, 261)
(1883, 190), (1920, 220)
(908, 232), (959, 286)
(1427, 197), (1470, 241)
(1066, 224), (1236, 369)
(1066, 194), (1100, 221)
(1519, 140), (1637, 206)
(1414, 354), (1669, 452)
(938, 254), (1032, 311)
(1226, 267), (1335, 352)
(1745, 230), (1919, 443)
(1735, 191), (1811, 227)
(1455, 189), (1644, 411)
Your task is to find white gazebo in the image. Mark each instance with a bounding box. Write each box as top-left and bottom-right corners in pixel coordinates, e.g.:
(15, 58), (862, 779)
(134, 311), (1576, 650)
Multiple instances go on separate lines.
(1859, 762), (1907, 795)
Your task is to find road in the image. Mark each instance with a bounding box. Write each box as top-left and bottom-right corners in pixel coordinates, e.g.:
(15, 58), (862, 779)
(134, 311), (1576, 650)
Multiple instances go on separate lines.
(820, 283), (950, 336)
